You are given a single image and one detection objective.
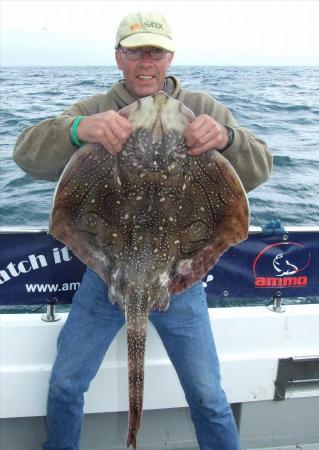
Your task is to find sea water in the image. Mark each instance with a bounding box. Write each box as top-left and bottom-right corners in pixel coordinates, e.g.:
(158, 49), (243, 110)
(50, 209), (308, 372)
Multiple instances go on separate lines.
(1, 65), (319, 227)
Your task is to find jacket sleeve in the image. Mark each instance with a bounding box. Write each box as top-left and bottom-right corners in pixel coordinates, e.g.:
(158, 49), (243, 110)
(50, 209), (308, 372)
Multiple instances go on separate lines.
(220, 125), (272, 193)
(13, 95), (103, 181)
(211, 100), (272, 193)
(181, 91), (273, 193)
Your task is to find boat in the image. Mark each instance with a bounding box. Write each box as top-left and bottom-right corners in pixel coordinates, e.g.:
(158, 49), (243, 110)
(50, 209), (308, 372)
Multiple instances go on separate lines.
(1, 222), (319, 450)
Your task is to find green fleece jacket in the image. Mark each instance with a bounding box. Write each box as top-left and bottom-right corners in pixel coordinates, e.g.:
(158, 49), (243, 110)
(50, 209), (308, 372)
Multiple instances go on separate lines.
(13, 75), (272, 192)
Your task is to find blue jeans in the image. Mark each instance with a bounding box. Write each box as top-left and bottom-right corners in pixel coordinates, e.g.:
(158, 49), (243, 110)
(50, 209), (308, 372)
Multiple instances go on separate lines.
(43, 268), (240, 450)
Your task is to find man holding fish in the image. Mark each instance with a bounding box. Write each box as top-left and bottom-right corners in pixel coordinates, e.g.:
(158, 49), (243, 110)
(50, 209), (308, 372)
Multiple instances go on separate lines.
(14, 11), (272, 450)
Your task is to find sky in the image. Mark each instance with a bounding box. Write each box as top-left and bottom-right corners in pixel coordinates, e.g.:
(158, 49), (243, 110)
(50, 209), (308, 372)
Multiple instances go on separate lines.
(1, 0), (319, 66)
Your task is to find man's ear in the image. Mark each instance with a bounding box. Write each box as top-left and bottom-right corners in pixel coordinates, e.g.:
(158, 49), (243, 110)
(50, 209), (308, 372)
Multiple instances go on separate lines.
(115, 50), (123, 70)
(167, 52), (174, 68)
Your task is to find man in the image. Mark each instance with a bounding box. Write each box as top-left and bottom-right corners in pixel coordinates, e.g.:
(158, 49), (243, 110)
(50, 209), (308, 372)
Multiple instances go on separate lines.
(13, 11), (272, 450)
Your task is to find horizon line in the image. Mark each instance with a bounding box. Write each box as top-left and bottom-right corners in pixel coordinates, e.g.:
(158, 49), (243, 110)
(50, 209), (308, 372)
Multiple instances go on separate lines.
(2, 63), (319, 68)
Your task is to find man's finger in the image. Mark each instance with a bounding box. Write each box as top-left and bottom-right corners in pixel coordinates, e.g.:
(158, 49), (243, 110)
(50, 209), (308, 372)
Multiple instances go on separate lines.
(115, 115), (133, 134)
(109, 119), (132, 144)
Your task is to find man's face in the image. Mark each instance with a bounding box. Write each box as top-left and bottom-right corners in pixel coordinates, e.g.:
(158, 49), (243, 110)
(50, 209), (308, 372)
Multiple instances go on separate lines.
(115, 46), (174, 98)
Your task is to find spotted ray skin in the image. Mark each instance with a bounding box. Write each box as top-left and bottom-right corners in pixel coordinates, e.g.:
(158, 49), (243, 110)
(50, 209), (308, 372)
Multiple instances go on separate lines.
(49, 92), (249, 449)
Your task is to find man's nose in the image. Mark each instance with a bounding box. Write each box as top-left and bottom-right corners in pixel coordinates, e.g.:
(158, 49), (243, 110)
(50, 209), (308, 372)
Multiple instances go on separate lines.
(140, 51), (153, 62)
(139, 60), (153, 70)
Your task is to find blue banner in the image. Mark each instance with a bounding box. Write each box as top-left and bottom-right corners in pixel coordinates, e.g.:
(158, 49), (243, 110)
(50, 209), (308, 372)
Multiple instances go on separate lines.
(0, 229), (318, 305)
(0, 232), (85, 305)
(204, 231), (318, 300)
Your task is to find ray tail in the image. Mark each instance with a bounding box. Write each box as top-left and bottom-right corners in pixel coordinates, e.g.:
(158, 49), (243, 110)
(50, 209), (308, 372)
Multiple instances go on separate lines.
(126, 291), (149, 449)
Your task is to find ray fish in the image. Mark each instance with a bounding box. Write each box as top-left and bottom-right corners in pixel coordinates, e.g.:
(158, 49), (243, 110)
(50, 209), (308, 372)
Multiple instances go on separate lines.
(49, 92), (249, 449)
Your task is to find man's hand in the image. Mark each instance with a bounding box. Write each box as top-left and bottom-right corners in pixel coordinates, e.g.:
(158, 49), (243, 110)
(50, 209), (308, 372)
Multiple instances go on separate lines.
(76, 111), (133, 155)
(183, 114), (228, 156)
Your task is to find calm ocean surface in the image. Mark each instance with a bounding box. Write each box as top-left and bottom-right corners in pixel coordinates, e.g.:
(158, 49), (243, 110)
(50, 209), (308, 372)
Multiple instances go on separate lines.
(1, 66), (319, 310)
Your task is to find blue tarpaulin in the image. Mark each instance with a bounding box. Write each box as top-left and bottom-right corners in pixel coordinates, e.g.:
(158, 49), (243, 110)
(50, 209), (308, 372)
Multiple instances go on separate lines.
(0, 228), (318, 305)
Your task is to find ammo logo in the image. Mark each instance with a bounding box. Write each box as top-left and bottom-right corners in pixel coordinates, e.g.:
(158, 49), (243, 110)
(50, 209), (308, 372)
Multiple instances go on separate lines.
(253, 241), (311, 288)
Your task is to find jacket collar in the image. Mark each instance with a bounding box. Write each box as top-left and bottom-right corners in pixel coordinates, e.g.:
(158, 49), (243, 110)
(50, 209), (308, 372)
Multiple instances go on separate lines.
(107, 75), (182, 108)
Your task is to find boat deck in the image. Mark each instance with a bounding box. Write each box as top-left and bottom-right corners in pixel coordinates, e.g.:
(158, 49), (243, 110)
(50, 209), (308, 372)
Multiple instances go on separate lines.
(1, 410), (319, 450)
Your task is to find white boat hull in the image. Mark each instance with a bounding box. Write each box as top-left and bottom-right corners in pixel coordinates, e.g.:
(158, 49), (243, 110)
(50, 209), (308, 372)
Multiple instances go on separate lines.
(1, 304), (319, 449)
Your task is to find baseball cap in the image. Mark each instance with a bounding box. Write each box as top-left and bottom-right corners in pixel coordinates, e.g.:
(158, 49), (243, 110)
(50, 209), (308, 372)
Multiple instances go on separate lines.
(115, 11), (175, 52)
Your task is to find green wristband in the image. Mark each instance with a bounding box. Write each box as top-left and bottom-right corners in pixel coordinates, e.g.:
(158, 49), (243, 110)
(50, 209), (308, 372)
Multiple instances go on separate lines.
(71, 116), (85, 148)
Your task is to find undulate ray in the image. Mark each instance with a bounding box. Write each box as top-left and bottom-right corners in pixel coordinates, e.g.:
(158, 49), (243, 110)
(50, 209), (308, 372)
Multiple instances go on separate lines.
(49, 92), (249, 449)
